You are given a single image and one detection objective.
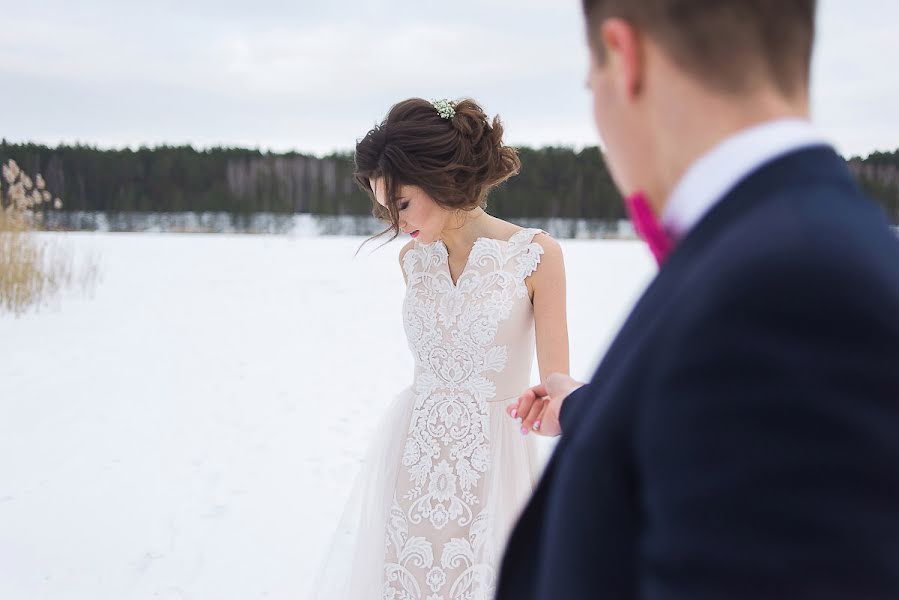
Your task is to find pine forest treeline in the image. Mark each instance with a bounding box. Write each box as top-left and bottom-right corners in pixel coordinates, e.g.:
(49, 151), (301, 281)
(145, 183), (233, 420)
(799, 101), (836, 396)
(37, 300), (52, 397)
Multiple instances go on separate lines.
(2, 141), (897, 224)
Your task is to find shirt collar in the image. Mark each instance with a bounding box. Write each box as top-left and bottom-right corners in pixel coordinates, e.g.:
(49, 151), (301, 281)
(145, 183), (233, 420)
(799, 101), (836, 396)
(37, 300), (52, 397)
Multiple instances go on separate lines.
(660, 118), (832, 241)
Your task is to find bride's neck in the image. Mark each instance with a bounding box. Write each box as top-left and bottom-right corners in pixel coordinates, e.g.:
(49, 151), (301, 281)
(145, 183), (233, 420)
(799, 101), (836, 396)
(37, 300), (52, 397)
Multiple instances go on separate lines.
(438, 207), (492, 256)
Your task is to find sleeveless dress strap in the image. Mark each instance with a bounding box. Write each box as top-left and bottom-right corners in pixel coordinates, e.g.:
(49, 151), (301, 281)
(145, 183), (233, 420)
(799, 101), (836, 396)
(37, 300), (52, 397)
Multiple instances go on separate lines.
(508, 227), (548, 246)
(508, 228), (549, 281)
(401, 245), (418, 280)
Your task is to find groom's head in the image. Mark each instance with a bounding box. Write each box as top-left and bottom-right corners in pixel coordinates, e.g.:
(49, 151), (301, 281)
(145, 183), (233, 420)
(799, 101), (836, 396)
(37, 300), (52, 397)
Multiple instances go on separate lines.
(583, 0), (817, 199)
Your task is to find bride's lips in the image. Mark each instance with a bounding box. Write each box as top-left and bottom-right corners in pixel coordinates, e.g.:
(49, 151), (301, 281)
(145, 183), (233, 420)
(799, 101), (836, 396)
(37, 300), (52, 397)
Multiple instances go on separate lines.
(410, 230), (420, 238)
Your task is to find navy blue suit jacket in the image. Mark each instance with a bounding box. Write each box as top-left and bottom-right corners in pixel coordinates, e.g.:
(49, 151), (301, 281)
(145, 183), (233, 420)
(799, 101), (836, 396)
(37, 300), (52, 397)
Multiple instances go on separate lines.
(495, 147), (899, 599)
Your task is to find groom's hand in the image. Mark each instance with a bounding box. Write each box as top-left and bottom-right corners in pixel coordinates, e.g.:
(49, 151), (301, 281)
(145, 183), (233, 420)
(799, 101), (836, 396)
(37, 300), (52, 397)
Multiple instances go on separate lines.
(507, 373), (585, 437)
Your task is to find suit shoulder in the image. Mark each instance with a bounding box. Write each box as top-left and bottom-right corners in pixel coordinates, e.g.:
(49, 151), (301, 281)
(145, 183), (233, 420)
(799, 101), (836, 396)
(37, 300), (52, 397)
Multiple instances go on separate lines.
(703, 189), (899, 292)
(673, 202), (899, 348)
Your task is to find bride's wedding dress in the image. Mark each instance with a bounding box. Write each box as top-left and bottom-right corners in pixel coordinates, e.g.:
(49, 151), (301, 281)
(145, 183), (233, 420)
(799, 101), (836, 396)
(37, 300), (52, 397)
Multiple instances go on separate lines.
(310, 228), (550, 600)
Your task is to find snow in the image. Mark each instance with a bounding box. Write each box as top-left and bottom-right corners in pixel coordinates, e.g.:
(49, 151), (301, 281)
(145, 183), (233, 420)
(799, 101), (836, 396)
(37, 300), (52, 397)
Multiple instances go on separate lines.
(0, 232), (655, 599)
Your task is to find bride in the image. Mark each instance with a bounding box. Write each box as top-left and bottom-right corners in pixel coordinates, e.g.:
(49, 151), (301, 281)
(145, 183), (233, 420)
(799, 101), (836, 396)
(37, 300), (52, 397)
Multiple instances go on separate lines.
(309, 97), (569, 600)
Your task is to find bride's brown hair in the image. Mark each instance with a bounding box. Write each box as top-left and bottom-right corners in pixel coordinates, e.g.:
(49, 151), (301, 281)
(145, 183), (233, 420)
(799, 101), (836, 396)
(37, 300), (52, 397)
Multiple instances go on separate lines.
(354, 98), (521, 247)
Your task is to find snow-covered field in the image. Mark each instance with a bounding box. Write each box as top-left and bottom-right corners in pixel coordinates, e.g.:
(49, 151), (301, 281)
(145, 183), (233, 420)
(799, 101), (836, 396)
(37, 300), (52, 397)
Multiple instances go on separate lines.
(0, 232), (655, 600)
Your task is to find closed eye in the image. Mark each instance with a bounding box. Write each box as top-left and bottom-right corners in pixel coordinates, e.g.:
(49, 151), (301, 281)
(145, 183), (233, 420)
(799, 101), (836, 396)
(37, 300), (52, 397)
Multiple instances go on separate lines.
(399, 202), (409, 211)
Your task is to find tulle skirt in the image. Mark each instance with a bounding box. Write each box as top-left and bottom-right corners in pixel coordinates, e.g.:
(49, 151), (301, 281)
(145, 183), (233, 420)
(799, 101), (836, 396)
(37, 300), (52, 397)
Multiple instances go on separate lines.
(307, 385), (544, 599)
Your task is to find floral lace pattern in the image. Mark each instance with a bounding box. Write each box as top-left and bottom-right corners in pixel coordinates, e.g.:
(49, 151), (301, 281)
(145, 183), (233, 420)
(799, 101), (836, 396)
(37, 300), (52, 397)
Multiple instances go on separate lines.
(383, 228), (546, 600)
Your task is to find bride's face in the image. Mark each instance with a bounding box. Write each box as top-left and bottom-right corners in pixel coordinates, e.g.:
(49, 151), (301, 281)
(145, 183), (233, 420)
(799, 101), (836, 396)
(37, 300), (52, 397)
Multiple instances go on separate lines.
(370, 177), (449, 244)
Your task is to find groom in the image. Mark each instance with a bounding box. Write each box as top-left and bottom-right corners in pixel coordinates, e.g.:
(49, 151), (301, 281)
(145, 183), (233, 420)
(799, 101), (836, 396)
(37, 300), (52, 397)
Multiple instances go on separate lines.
(497, 1), (899, 598)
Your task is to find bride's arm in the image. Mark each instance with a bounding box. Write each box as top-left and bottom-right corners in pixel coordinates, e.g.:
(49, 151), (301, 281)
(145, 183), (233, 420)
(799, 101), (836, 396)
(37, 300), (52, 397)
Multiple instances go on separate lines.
(511, 234), (581, 437)
(529, 233), (570, 383)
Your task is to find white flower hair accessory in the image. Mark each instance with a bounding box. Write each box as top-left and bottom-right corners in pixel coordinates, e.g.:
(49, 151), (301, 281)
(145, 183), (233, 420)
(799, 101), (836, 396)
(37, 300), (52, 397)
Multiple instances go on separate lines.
(431, 98), (456, 120)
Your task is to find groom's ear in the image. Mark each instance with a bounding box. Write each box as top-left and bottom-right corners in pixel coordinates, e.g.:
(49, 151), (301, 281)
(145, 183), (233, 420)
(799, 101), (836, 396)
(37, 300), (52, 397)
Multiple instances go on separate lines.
(596, 18), (645, 101)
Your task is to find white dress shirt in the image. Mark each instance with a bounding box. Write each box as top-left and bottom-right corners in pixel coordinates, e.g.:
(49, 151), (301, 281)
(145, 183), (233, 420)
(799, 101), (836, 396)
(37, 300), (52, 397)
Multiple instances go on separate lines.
(661, 118), (833, 241)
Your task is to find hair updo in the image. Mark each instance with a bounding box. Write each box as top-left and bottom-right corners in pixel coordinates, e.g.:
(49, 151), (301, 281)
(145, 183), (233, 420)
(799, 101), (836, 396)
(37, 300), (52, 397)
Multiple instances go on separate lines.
(354, 97), (521, 244)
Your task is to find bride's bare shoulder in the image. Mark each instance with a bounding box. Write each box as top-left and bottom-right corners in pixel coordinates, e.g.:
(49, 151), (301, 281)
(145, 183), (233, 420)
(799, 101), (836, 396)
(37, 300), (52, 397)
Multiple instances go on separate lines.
(531, 231), (563, 262)
(530, 230), (559, 251)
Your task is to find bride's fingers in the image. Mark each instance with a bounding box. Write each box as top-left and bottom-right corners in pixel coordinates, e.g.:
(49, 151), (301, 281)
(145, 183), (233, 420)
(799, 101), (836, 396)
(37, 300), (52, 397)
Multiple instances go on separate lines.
(520, 398), (547, 434)
(510, 387), (540, 421)
(508, 382), (548, 418)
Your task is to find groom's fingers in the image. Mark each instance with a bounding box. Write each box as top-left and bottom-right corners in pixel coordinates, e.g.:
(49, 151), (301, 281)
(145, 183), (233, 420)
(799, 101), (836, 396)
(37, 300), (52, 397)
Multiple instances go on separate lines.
(528, 383), (549, 399)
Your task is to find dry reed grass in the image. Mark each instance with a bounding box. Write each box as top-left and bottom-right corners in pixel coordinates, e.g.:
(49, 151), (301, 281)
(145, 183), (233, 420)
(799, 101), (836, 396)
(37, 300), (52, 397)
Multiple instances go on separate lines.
(1, 159), (99, 316)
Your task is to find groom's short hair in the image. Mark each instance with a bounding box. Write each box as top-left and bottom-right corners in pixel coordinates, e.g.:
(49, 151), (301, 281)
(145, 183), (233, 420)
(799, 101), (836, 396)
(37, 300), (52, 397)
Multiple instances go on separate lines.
(582, 0), (816, 97)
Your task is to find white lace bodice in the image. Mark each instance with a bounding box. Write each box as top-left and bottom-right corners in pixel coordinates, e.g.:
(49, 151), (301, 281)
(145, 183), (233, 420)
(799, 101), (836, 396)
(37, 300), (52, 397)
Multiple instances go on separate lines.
(401, 227), (547, 407)
(383, 227), (547, 600)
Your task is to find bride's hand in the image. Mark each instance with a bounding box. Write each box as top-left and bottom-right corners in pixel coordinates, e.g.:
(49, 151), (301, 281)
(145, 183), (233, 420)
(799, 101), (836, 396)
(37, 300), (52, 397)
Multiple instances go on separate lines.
(508, 372), (585, 437)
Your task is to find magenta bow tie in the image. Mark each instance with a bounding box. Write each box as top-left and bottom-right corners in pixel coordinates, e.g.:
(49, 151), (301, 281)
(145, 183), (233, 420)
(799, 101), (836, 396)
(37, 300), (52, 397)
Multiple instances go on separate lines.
(625, 192), (674, 265)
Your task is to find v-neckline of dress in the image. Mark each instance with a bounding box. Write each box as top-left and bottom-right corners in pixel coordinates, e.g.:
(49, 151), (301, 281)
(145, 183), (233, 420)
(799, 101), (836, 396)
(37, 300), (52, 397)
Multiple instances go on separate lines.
(440, 236), (485, 288)
(429, 228), (530, 289)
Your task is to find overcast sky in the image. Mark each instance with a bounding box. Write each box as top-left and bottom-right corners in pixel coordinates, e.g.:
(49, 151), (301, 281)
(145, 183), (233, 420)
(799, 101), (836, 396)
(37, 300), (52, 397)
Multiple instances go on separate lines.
(2, 0), (896, 158)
